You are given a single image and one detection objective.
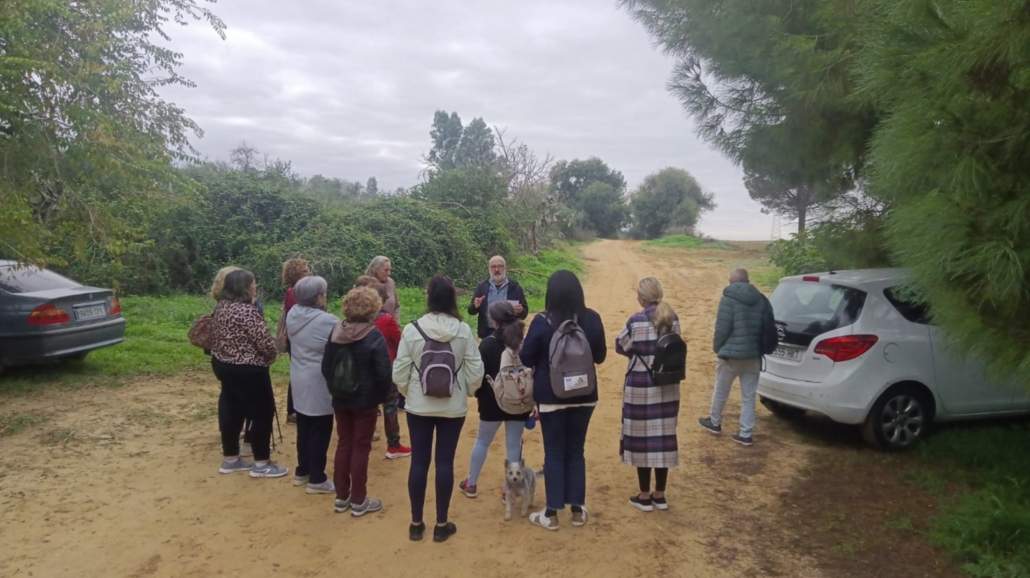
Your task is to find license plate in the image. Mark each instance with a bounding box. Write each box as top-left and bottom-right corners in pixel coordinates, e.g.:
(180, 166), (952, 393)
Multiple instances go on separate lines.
(771, 345), (803, 362)
(74, 304), (107, 321)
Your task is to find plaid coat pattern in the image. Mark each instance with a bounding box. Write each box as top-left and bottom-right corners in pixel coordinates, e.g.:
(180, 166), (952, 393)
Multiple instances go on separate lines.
(616, 306), (681, 468)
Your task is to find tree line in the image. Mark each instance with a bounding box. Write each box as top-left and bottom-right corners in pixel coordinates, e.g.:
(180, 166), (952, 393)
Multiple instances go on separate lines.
(622, 0), (1030, 381)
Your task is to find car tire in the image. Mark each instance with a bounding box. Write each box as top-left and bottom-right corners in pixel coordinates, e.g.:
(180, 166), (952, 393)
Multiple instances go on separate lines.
(760, 396), (806, 419)
(862, 385), (932, 450)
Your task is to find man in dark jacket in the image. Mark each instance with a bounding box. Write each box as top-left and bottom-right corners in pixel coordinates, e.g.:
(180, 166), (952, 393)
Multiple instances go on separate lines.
(698, 268), (770, 446)
(467, 255), (529, 338)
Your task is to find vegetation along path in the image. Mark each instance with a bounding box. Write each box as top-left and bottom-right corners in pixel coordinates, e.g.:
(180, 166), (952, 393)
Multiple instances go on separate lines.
(0, 241), (960, 577)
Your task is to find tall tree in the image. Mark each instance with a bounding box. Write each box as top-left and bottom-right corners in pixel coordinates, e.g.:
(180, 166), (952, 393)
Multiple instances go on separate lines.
(621, 0), (875, 234)
(549, 157), (627, 205)
(365, 176), (378, 196)
(0, 0), (225, 265)
(427, 110), (463, 171)
(454, 117), (497, 170)
(549, 157), (628, 238)
(578, 182), (629, 238)
(630, 167), (714, 239)
(858, 0), (1030, 379)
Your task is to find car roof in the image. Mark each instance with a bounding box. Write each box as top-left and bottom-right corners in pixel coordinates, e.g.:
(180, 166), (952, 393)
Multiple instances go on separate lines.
(778, 268), (911, 289)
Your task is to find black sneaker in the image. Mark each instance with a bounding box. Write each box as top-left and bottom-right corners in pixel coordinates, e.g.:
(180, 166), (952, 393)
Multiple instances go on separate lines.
(433, 521), (457, 543)
(409, 522), (425, 542)
(651, 495), (669, 511)
(629, 495), (654, 512)
(698, 416), (722, 435)
(732, 434), (753, 446)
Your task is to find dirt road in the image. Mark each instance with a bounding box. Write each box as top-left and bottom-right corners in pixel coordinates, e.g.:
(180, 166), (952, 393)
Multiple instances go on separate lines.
(0, 241), (955, 577)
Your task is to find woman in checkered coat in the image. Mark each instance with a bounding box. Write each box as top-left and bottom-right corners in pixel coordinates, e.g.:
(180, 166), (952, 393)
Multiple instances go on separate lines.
(616, 277), (682, 513)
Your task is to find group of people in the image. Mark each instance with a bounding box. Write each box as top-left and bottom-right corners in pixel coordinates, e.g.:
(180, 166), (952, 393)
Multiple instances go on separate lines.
(203, 253), (772, 542)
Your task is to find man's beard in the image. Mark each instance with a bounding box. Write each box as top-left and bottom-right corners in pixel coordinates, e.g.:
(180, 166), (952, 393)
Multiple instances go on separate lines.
(491, 273), (507, 285)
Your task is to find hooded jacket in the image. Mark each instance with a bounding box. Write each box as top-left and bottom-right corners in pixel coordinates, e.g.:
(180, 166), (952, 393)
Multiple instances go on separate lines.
(321, 320), (391, 410)
(286, 305), (339, 416)
(713, 282), (770, 359)
(392, 313), (484, 418)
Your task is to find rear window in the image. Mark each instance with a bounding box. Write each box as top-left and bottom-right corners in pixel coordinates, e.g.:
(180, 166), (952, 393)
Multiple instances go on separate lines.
(0, 265), (81, 293)
(770, 281), (867, 345)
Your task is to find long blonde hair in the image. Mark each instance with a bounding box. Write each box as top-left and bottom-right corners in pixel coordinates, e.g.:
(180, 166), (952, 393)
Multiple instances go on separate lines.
(638, 277), (676, 336)
(210, 266), (241, 300)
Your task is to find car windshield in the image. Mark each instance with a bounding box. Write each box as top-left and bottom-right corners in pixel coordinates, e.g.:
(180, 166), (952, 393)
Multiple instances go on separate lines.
(770, 280), (867, 345)
(0, 265), (81, 293)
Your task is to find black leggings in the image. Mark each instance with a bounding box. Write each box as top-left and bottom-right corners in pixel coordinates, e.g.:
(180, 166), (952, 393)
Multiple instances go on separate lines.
(407, 413), (465, 524)
(637, 467), (668, 493)
(213, 359), (275, 461)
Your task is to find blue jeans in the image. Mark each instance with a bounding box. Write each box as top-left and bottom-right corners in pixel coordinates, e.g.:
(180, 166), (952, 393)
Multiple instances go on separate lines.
(467, 420), (523, 486)
(709, 357), (761, 437)
(539, 406), (594, 511)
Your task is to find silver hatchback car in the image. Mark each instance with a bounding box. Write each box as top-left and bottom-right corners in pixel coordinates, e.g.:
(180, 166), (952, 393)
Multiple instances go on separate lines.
(0, 260), (125, 371)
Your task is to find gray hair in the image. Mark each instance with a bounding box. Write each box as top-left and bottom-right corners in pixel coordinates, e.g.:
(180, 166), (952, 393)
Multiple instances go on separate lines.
(294, 275), (328, 307)
(365, 256), (391, 276)
(730, 268), (750, 283)
(489, 255), (506, 267)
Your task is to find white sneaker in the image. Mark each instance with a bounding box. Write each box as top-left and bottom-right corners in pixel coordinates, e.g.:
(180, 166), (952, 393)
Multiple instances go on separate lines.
(306, 480), (335, 495)
(292, 474), (309, 487)
(528, 509), (559, 531)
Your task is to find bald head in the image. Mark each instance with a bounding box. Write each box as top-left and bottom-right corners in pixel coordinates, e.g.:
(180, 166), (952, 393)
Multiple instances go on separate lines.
(729, 268), (750, 284)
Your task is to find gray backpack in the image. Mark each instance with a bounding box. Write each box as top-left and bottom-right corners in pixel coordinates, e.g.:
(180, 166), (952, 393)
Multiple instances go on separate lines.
(547, 315), (597, 399)
(412, 320), (459, 398)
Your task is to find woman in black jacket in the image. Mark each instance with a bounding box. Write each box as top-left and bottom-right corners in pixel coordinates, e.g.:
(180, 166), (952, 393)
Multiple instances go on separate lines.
(458, 301), (530, 499)
(322, 286), (391, 518)
(520, 270), (606, 531)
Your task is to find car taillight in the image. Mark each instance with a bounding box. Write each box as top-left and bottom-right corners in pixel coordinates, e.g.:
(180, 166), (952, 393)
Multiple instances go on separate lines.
(814, 335), (879, 362)
(28, 303), (71, 326)
(802, 275), (820, 282)
(109, 297), (122, 316)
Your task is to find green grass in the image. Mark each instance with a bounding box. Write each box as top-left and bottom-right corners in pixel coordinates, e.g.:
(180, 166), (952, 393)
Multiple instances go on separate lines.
(913, 421), (1030, 577)
(752, 266), (785, 293)
(642, 234), (731, 250)
(0, 244), (584, 394)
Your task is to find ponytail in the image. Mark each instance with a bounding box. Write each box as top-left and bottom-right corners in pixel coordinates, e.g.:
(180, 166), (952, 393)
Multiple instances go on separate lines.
(653, 301), (677, 336)
(638, 276), (677, 335)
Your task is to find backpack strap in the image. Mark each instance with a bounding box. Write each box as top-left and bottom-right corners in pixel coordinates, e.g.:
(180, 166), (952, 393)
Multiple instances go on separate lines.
(627, 353), (653, 377)
(412, 320), (430, 341)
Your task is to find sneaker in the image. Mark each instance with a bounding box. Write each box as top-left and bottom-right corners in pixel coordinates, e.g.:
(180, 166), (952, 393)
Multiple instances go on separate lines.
(239, 442), (253, 457)
(306, 480), (336, 495)
(409, 522), (426, 542)
(698, 416), (722, 435)
(351, 497), (384, 517)
(249, 463), (288, 478)
(571, 506), (589, 527)
(385, 444), (412, 459)
(433, 522), (457, 543)
(651, 495), (669, 511)
(459, 479), (478, 498)
(218, 458), (253, 474)
(334, 498), (351, 513)
(292, 474), (310, 487)
(629, 495), (654, 512)
(528, 510), (559, 531)
(732, 434), (754, 446)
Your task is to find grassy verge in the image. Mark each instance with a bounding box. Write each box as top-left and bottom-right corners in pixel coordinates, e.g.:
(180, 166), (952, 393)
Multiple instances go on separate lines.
(0, 245), (583, 394)
(908, 421), (1030, 577)
(642, 234), (731, 250)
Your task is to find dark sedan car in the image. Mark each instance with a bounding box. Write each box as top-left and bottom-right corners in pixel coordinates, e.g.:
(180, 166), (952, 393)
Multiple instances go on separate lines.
(0, 260), (125, 371)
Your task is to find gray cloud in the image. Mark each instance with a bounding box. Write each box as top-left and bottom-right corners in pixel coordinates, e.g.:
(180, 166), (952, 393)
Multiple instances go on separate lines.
(158, 0), (776, 240)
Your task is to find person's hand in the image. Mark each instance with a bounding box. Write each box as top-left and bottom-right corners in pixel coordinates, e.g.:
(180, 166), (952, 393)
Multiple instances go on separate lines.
(512, 303), (524, 315)
(473, 295), (485, 309)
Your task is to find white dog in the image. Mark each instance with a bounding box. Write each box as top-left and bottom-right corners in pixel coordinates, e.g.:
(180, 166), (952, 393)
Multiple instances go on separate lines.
(503, 459), (537, 521)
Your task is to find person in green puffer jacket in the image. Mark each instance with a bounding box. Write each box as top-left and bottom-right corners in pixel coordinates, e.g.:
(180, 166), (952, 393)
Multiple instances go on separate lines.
(698, 268), (773, 447)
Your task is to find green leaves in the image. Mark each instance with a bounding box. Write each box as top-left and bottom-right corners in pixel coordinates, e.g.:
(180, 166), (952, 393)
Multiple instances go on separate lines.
(629, 167), (713, 239)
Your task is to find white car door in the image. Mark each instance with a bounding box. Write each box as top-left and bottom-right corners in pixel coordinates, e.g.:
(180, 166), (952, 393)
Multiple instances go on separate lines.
(930, 327), (1015, 415)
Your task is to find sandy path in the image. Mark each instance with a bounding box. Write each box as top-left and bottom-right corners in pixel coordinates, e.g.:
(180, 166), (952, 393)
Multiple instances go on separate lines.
(0, 240), (822, 577)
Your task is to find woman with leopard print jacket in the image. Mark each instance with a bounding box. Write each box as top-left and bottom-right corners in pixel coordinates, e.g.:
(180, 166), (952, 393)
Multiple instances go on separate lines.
(209, 269), (287, 479)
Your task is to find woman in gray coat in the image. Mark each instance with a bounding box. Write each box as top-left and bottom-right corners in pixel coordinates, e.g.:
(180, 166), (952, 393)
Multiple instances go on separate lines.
(286, 276), (340, 494)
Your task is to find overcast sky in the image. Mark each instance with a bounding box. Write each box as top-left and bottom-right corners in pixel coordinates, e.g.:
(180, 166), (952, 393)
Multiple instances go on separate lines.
(158, 0), (779, 240)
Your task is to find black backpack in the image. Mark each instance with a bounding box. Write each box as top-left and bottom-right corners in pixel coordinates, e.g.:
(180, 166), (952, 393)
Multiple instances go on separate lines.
(327, 344), (360, 399)
(633, 332), (687, 386)
(759, 295), (779, 355)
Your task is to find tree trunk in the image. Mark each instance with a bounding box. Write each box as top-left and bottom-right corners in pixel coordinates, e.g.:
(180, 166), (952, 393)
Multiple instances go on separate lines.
(797, 202), (807, 236)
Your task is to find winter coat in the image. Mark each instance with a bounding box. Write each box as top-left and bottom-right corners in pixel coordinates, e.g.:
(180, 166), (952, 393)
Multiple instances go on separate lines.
(519, 309), (607, 406)
(475, 332), (532, 422)
(321, 321), (391, 410)
(391, 313), (484, 418)
(713, 282), (768, 359)
(210, 301), (277, 367)
(285, 305), (339, 416)
(467, 278), (529, 338)
(374, 311), (402, 361)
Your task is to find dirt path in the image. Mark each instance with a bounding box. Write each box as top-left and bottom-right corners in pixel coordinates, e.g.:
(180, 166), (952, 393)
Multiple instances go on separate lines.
(0, 241), (955, 577)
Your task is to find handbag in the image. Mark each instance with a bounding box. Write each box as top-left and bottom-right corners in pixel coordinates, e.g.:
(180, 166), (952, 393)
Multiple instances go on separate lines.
(188, 313), (214, 350)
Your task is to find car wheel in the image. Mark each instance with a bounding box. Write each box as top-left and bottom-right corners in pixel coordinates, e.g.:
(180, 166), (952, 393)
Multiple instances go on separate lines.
(760, 396), (806, 419)
(863, 386), (931, 450)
